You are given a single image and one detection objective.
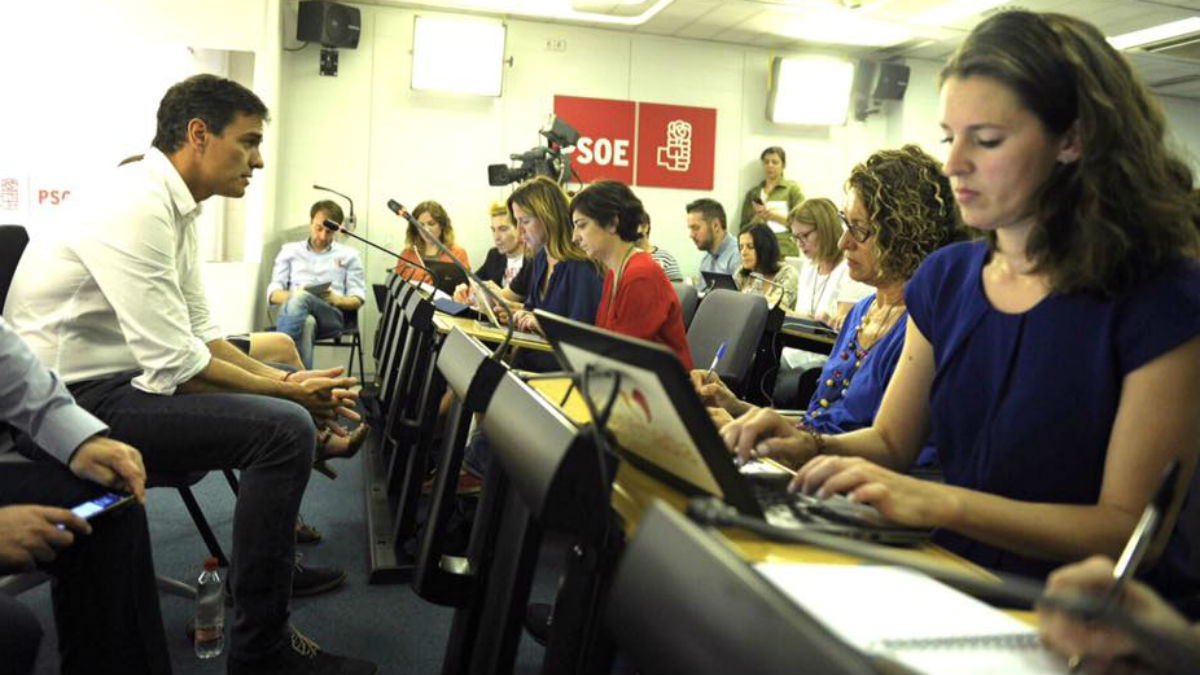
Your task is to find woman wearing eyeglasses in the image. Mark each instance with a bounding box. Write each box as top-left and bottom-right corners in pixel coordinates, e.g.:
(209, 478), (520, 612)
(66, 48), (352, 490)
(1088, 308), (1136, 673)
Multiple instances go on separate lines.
(723, 11), (1200, 598)
(788, 198), (866, 326)
(697, 145), (964, 446)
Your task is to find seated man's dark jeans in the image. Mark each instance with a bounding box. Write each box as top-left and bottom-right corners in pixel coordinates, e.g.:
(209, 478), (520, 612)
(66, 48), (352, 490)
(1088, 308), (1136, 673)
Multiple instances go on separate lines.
(67, 372), (316, 663)
(275, 289), (345, 369)
(0, 460), (171, 674)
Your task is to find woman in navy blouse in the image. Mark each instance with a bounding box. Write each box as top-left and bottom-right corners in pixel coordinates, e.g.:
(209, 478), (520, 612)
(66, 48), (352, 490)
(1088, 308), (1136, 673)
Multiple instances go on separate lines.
(723, 10), (1200, 598)
(487, 176), (603, 335)
(698, 146), (963, 453)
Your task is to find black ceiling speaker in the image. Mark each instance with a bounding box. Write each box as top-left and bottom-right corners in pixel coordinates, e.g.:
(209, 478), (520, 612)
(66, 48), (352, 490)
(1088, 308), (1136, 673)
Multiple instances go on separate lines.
(298, 1), (361, 49)
(872, 62), (910, 101)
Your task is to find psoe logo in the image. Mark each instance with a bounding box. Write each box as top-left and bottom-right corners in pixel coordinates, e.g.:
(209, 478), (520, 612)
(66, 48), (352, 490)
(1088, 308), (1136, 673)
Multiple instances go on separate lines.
(656, 120), (692, 173)
(0, 178), (19, 211)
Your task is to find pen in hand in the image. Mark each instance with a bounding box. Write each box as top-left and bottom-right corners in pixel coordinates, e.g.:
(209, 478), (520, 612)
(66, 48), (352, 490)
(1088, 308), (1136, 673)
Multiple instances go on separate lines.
(706, 341), (728, 381)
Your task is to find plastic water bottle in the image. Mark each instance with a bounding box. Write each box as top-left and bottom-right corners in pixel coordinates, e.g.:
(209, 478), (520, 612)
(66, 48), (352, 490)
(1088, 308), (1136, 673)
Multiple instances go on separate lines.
(194, 557), (225, 659)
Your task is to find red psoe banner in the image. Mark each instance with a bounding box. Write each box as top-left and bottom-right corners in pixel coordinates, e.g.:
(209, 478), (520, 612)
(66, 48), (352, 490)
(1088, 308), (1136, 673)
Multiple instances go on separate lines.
(635, 102), (717, 190)
(553, 95), (636, 184)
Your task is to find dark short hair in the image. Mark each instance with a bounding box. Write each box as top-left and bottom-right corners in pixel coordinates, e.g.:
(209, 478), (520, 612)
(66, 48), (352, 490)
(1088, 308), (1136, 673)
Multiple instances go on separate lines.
(310, 200), (344, 225)
(152, 74), (269, 154)
(686, 198), (726, 231)
(740, 224), (782, 275)
(941, 11), (1199, 293)
(761, 146), (786, 165)
(570, 180), (645, 242)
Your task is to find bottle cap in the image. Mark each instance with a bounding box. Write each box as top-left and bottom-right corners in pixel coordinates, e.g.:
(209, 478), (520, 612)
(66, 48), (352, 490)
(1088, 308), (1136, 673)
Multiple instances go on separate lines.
(204, 557), (219, 571)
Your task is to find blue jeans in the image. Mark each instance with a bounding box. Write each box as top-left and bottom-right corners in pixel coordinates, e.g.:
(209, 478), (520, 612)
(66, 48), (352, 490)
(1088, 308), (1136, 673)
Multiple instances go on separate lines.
(274, 290), (344, 369)
(68, 372), (316, 662)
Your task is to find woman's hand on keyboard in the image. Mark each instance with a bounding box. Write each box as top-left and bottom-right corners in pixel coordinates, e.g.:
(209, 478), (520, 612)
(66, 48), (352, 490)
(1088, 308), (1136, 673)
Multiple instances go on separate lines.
(720, 407), (817, 468)
(790, 455), (958, 528)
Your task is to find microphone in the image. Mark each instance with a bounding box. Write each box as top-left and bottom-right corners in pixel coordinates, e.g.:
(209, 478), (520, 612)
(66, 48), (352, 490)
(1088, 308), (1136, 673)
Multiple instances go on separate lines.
(386, 199), (517, 361)
(750, 272), (785, 311)
(321, 218), (443, 292)
(313, 184), (356, 232)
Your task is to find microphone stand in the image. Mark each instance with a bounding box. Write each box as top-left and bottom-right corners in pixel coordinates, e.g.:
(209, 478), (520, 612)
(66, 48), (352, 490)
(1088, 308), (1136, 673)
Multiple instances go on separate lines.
(386, 200), (517, 361)
(322, 219), (443, 292)
(313, 184), (356, 232)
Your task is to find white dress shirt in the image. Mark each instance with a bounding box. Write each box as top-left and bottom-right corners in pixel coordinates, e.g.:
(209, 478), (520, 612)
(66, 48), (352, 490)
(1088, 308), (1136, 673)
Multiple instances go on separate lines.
(4, 148), (220, 395)
(266, 240), (366, 302)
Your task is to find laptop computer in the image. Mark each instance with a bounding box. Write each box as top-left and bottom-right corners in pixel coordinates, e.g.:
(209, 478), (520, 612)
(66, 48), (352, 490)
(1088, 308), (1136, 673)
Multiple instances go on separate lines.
(423, 259), (469, 295)
(470, 278), (548, 345)
(701, 271), (739, 292)
(535, 309), (931, 546)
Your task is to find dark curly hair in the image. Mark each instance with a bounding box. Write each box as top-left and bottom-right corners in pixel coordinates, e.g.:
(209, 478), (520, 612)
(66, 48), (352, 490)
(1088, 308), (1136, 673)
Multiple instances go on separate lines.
(940, 10), (1200, 294)
(152, 74), (268, 154)
(737, 224), (782, 277)
(846, 145), (966, 283)
(570, 180), (645, 242)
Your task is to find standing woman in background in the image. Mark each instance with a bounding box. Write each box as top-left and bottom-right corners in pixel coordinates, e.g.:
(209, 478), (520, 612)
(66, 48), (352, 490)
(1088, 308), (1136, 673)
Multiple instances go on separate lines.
(722, 11), (1200, 602)
(739, 146), (805, 257)
(571, 181), (693, 368)
(734, 224), (799, 312)
(396, 200), (470, 282)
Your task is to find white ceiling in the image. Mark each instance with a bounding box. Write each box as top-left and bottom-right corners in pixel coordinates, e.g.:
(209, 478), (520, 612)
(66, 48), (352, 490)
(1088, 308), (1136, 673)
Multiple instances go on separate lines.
(361, 0), (1200, 100)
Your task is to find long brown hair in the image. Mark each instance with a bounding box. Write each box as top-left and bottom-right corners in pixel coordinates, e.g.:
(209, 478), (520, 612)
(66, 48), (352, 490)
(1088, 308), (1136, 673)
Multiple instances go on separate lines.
(507, 176), (591, 265)
(940, 10), (1200, 294)
(408, 200), (456, 250)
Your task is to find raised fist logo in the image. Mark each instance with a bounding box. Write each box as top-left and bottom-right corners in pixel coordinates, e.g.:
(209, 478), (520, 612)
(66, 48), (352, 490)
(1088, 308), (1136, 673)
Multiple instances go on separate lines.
(656, 120), (692, 172)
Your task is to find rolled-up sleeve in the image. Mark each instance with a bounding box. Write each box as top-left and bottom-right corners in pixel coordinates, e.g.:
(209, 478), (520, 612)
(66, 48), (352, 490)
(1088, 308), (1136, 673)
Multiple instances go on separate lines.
(266, 246), (292, 301)
(0, 318), (107, 464)
(344, 251), (366, 301)
(74, 198), (212, 395)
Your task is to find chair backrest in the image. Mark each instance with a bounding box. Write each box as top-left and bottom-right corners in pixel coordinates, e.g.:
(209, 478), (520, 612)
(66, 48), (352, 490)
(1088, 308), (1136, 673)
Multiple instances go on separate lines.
(687, 289), (768, 394)
(0, 225), (30, 313)
(672, 282), (699, 329)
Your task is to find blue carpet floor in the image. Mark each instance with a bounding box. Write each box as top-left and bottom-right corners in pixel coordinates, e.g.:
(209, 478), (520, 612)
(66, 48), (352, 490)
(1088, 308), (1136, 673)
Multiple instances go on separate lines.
(25, 451), (557, 674)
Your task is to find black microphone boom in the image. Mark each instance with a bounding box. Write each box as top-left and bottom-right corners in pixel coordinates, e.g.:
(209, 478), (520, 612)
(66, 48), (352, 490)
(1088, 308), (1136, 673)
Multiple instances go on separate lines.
(386, 199), (517, 361)
(322, 218), (443, 290)
(314, 184), (356, 231)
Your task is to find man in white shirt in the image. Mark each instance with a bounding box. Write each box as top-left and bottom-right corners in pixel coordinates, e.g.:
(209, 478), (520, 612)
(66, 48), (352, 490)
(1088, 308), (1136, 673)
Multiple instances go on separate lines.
(4, 75), (376, 675)
(267, 200), (366, 369)
(686, 198), (739, 291)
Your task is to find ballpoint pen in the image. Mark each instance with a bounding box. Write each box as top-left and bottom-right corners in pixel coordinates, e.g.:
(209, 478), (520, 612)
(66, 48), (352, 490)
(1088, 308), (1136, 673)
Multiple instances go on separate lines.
(706, 341), (728, 380)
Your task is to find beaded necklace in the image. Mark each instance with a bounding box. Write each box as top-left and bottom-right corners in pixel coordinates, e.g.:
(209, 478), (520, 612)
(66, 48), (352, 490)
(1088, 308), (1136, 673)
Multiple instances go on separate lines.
(804, 298), (903, 421)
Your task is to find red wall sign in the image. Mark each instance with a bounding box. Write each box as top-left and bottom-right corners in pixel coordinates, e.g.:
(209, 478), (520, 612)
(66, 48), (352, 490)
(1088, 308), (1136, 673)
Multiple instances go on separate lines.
(635, 102), (717, 191)
(553, 95), (636, 184)
(553, 95), (717, 190)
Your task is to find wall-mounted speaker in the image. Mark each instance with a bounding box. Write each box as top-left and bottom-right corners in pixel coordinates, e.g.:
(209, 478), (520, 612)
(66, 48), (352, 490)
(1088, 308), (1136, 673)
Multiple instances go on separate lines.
(298, 0), (361, 49)
(872, 62), (910, 101)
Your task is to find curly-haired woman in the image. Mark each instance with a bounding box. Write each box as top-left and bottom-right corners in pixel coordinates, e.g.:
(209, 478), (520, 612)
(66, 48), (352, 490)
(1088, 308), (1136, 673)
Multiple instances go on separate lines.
(697, 145), (964, 449)
(723, 11), (1200, 600)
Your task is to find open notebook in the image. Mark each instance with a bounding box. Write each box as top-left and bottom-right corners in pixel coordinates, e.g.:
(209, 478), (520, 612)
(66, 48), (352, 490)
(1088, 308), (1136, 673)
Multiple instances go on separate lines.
(755, 563), (1067, 675)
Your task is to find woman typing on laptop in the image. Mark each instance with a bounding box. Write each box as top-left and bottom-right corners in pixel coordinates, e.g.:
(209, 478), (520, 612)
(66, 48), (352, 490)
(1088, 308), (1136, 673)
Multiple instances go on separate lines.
(721, 11), (1200, 601)
(697, 145), (964, 463)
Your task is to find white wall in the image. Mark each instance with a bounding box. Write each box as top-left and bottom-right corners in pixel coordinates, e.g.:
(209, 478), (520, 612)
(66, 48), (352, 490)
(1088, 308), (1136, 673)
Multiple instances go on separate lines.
(0, 0), (282, 333)
(274, 3), (918, 369)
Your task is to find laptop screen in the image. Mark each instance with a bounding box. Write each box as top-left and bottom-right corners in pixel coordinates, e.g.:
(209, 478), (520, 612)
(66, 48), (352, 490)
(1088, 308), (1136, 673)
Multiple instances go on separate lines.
(536, 310), (761, 513)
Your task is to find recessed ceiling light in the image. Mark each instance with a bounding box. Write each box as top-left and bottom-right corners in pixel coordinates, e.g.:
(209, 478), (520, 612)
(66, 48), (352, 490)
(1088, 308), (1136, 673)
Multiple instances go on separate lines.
(1109, 17), (1200, 50)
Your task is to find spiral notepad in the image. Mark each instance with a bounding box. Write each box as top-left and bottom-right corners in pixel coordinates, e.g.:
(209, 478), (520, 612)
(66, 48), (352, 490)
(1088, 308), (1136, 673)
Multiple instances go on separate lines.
(755, 563), (1068, 675)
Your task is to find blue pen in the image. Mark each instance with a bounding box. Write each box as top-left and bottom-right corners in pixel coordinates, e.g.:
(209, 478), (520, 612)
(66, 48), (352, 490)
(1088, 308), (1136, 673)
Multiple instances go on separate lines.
(706, 341), (728, 380)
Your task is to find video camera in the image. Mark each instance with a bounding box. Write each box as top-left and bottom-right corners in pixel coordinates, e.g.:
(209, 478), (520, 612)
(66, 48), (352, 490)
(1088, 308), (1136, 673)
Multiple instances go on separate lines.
(487, 115), (580, 187)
